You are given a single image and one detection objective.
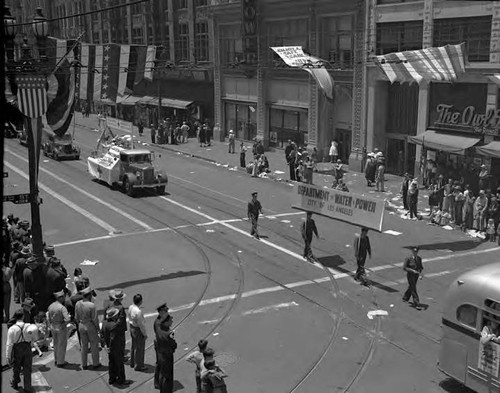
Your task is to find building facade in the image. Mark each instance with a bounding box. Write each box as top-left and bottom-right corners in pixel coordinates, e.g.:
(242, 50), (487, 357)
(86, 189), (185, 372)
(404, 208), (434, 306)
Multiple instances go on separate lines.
(365, 0), (500, 181)
(210, 0), (365, 163)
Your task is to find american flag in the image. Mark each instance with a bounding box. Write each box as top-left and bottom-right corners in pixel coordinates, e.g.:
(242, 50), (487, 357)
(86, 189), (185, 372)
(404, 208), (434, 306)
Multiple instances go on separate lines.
(16, 75), (48, 118)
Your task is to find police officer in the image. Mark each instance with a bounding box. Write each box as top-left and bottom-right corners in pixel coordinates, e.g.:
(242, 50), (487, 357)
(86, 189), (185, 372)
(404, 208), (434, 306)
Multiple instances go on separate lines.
(247, 192), (263, 240)
(75, 287), (101, 369)
(47, 290), (71, 367)
(301, 212), (319, 262)
(353, 227), (371, 283)
(6, 309), (37, 392)
(154, 309), (177, 393)
(402, 247), (424, 310)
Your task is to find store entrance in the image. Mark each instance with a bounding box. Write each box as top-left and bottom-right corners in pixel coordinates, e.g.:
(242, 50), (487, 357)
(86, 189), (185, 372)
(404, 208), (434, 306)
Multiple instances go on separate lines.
(386, 137), (415, 176)
(336, 129), (351, 164)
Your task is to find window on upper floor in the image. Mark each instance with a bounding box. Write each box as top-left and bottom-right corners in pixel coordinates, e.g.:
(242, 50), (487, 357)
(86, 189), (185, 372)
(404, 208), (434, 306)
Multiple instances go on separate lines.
(195, 0), (208, 6)
(376, 21), (423, 55)
(195, 21), (209, 62)
(175, 23), (190, 62)
(178, 0), (188, 9)
(132, 27), (144, 44)
(377, 0), (413, 4)
(321, 15), (355, 69)
(219, 24), (243, 66)
(433, 17), (491, 62)
(267, 19), (309, 67)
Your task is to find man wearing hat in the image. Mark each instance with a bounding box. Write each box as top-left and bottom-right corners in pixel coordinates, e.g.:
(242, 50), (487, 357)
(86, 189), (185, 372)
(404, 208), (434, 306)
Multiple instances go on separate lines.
(228, 129), (235, 154)
(75, 287), (101, 369)
(402, 247), (424, 310)
(247, 192), (263, 240)
(353, 227), (371, 283)
(6, 309), (37, 391)
(154, 305), (177, 393)
(154, 303), (169, 389)
(102, 307), (130, 386)
(44, 245), (55, 259)
(13, 246), (31, 303)
(47, 290), (71, 367)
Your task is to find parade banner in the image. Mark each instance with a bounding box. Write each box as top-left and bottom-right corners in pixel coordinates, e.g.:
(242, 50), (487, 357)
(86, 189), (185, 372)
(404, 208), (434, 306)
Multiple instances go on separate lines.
(478, 340), (500, 377)
(292, 184), (385, 232)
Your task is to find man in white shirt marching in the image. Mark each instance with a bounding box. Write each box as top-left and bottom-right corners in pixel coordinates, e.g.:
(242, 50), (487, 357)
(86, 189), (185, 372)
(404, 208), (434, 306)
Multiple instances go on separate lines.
(128, 294), (147, 371)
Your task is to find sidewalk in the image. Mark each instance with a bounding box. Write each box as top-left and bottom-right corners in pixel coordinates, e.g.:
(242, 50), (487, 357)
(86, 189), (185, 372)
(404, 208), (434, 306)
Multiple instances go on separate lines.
(73, 112), (470, 232)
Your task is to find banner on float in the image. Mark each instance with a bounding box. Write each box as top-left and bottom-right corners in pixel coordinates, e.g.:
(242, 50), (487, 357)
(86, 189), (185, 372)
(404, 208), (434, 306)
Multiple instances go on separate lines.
(292, 184), (385, 232)
(106, 117), (133, 134)
(478, 340), (500, 377)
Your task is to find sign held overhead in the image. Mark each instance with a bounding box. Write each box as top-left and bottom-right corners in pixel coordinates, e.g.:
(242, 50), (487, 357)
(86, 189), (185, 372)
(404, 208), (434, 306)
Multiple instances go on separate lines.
(292, 184), (385, 232)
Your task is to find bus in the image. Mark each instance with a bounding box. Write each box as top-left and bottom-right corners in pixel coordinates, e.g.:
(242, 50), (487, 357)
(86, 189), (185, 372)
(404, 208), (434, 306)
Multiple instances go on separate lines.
(439, 262), (500, 393)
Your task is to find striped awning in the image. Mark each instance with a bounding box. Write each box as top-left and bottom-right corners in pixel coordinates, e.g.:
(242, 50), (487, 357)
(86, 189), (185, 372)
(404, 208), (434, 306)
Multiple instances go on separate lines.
(375, 43), (466, 85)
(487, 74), (500, 85)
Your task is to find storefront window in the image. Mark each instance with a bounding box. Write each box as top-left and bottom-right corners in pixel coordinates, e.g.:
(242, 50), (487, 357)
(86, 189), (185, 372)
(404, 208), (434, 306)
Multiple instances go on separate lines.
(269, 108), (308, 147)
(224, 102), (256, 141)
(376, 21), (423, 55)
(433, 17), (491, 62)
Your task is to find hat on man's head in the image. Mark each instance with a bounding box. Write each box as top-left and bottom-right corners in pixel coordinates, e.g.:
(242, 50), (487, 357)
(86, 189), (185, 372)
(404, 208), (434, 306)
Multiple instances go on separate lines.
(21, 246), (31, 256)
(19, 220), (29, 227)
(479, 190), (486, 195)
(22, 297), (35, 309)
(44, 245), (55, 257)
(112, 289), (126, 301)
(80, 286), (93, 296)
(54, 290), (65, 299)
(157, 303), (169, 313)
(26, 256), (37, 264)
(106, 307), (119, 320)
(412, 246), (420, 252)
(481, 164), (487, 168)
(25, 324), (39, 339)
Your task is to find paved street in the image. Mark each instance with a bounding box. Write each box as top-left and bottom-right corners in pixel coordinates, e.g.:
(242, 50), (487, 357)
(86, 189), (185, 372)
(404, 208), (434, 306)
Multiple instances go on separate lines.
(3, 113), (497, 393)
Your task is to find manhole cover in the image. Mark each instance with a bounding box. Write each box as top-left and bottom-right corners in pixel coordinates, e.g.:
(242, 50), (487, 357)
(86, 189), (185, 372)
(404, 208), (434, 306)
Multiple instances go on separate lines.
(214, 352), (238, 367)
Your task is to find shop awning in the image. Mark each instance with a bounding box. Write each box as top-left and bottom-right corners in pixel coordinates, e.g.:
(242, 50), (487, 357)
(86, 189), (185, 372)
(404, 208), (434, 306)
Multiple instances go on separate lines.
(117, 95), (142, 106)
(476, 141), (500, 158)
(154, 98), (193, 109)
(374, 43), (466, 85)
(409, 130), (481, 154)
(487, 74), (500, 85)
(138, 96), (156, 105)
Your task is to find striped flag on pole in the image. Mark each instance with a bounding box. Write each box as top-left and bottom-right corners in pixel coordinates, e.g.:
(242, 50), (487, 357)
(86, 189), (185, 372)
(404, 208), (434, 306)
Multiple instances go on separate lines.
(16, 75), (48, 119)
(374, 43), (466, 85)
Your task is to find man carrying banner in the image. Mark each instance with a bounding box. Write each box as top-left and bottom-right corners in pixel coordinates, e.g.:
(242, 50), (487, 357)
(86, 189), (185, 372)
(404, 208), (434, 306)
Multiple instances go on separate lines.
(353, 228), (371, 283)
(301, 212), (319, 262)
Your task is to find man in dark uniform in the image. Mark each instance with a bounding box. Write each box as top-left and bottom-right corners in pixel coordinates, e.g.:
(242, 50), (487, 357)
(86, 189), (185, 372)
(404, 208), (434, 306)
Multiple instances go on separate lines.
(353, 227), (371, 282)
(402, 247), (424, 310)
(301, 212), (319, 262)
(14, 246), (30, 303)
(154, 303), (169, 389)
(154, 306), (177, 393)
(102, 307), (130, 386)
(247, 192), (263, 240)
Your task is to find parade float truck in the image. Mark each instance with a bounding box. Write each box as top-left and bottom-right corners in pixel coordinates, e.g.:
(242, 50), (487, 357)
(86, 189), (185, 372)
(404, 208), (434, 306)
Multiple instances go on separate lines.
(87, 137), (167, 197)
(42, 130), (81, 160)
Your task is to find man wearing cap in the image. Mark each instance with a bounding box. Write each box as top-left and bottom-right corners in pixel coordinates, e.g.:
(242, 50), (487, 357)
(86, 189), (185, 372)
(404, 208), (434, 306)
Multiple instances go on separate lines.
(14, 246), (30, 303)
(46, 257), (68, 294)
(102, 307), (130, 386)
(402, 247), (424, 310)
(353, 227), (371, 283)
(154, 309), (177, 393)
(75, 286), (101, 369)
(154, 303), (169, 389)
(69, 281), (85, 347)
(6, 309), (37, 392)
(247, 192), (263, 240)
(47, 290), (71, 367)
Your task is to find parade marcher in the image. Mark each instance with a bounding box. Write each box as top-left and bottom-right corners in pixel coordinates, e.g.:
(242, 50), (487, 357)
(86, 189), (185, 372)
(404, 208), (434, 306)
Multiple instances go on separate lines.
(102, 307), (130, 386)
(47, 290), (71, 367)
(186, 339), (209, 393)
(202, 359), (228, 393)
(287, 143), (297, 181)
(247, 192), (263, 240)
(228, 130), (235, 154)
(128, 294), (147, 371)
(151, 125), (157, 144)
(6, 309), (37, 392)
(154, 306), (177, 393)
(75, 287), (101, 369)
(353, 228), (371, 283)
(301, 212), (319, 262)
(239, 142), (247, 168)
(3, 259), (14, 322)
(402, 247), (424, 310)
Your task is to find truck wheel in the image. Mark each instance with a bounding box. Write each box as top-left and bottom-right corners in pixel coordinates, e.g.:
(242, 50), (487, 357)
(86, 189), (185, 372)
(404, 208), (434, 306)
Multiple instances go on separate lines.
(123, 178), (135, 197)
(54, 153), (59, 161)
(156, 185), (166, 195)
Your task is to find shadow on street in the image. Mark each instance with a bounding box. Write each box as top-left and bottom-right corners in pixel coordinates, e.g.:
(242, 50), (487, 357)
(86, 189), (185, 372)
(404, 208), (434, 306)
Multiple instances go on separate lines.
(403, 239), (483, 252)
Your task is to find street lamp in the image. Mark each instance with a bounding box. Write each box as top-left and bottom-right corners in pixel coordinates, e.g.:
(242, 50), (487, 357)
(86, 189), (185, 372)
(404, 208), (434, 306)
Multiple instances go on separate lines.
(3, 6), (48, 264)
(32, 7), (48, 58)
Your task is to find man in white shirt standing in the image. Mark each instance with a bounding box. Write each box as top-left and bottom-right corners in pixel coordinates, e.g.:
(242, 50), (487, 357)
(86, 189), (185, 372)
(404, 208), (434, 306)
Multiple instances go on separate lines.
(6, 308), (38, 392)
(128, 294), (147, 371)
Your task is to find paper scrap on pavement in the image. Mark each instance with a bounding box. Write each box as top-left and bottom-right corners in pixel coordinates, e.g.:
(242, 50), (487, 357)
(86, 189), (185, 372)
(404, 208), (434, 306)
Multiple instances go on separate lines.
(206, 229), (215, 233)
(213, 332), (219, 336)
(383, 230), (402, 236)
(274, 170), (285, 175)
(43, 160), (49, 163)
(442, 225), (453, 230)
(342, 337), (349, 340)
(367, 310), (388, 319)
(81, 259), (99, 266)
(229, 167), (238, 171)
(281, 220), (291, 223)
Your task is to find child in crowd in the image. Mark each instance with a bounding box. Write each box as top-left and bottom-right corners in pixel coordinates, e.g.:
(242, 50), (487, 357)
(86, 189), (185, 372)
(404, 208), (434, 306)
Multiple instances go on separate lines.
(33, 311), (49, 355)
(186, 339), (209, 393)
(486, 218), (496, 242)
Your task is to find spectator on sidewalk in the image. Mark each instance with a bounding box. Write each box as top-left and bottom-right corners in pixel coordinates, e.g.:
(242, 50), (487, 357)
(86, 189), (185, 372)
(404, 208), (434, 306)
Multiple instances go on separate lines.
(303, 156), (314, 184)
(474, 190), (489, 232)
(75, 287), (100, 369)
(151, 125), (156, 144)
(333, 159), (345, 183)
(181, 121), (190, 143)
(240, 142), (247, 168)
(103, 307), (130, 386)
(138, 121), (144, 137)
(328, 140), (338, 163)
(198, 126), (206, 147)
(228, 130), (235, 154)
(204, 123), (212, 147)
(47, 290), (71, 368)
(128, 294), (147, 371)
(408, 179), (420, 220)
(375, 159), (385, 192)
(186, 339), (209, 393)
(287, 144), (297, 181)
(3, 259), (13, 322)
(364, 154), (376, 187)
(401, 173), (411, 211)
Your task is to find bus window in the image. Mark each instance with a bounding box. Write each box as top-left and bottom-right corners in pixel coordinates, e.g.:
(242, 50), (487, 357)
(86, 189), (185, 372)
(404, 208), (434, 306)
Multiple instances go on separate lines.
(485, 299), (500, 311)
(480, 312), (500, 345)
(456, 304), (477, 328)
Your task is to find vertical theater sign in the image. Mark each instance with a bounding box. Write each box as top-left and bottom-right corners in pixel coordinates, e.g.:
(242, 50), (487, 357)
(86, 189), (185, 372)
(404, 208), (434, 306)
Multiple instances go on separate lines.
(242, 0), (258, 65)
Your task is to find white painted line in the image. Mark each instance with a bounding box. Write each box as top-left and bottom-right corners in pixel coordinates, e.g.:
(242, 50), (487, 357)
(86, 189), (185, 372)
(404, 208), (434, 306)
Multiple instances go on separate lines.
(7, 149), (153, 231)
(5, 162), (117, 234)
(242, 301), (299, 316)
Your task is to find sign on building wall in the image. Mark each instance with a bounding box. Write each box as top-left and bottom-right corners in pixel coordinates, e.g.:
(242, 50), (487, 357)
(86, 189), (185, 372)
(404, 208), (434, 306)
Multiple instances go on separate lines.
(242, 0), (258, 65)
(292, 184), (385, 232)
(433, 104), (500, 137)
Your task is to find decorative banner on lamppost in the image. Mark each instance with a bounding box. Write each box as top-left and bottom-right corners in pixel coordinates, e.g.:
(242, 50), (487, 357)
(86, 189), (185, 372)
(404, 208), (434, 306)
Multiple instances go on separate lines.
(16, 75), (48, 118)
(271, 46), (334, 101)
